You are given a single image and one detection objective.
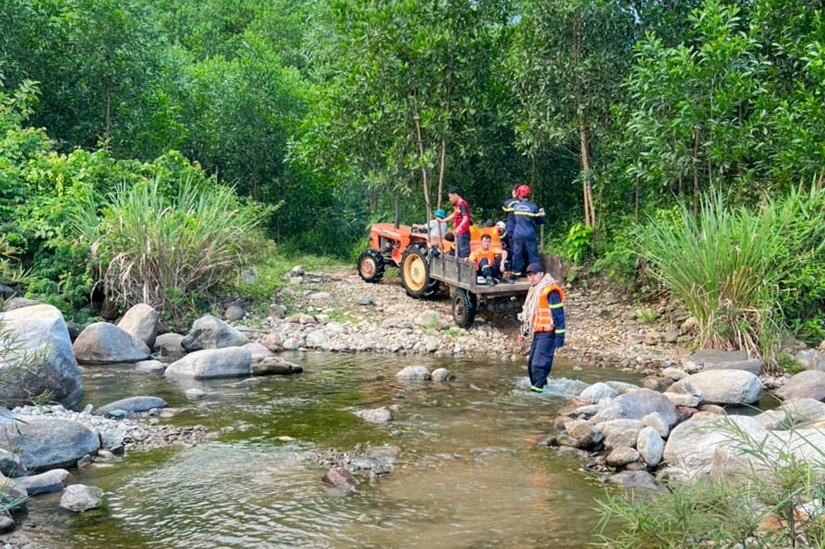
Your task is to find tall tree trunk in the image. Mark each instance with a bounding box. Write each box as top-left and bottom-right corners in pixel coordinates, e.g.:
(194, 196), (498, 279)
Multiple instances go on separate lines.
(573, 10), (595, 229)
(437, 139), (446, 211)
(693, 126), (700, 218)
(105, 87), (112, 143)
(436, 52), (455, 211)
(411, 97), (430, 216)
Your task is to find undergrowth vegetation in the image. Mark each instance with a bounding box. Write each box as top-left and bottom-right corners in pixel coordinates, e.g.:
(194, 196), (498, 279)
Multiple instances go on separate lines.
(631, 184), (825, 367)
(596, 413), (825, 548)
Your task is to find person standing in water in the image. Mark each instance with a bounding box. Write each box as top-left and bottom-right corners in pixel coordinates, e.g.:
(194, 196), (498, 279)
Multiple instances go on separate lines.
(518, 262), (566, 393)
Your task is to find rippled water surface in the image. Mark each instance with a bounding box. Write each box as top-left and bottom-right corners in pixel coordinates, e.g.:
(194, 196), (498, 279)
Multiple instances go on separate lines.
(23, 353), (641, 548)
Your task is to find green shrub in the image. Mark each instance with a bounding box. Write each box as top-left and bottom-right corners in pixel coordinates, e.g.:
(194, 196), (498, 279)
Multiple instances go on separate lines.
(82, 176), (267, 330)
(562, 222), (593, 263)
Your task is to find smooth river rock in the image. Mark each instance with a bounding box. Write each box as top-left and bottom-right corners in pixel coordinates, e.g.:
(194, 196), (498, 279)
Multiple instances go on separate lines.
(0, 417), (100, 472)
(116, 303), (158, 348)
(164, 347), (251, 379)
(95, 396), (168, 416)
(59, 484), (104, 512)
(13, 468), (72, 495)
(0, 304), (84, 408)
(775, 370), (825, 401)
(181, 314), (248, 351)
(591, 388), (678, 426)
(678, 370), (762, 405)
(73, 322), (151, 364)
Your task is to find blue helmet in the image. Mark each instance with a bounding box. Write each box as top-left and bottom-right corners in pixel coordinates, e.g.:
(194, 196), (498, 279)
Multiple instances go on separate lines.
(434, 209), (446, 219)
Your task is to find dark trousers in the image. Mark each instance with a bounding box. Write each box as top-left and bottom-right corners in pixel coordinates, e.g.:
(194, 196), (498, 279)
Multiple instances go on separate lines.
(457, 231), (470, 258)
(477, 257), (502, 278)
(513, 237), (539, 274)
(528, 331), (556, 389)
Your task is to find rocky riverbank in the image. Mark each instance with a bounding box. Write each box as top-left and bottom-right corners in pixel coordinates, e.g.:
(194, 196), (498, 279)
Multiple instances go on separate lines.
(237, 267), (688, 371)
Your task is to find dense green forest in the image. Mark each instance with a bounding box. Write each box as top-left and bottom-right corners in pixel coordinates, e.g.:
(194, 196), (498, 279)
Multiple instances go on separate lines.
(3, 0), (825, 357)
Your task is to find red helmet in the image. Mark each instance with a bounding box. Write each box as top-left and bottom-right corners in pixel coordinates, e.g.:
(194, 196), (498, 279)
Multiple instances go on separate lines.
(516, 184), (530, 197)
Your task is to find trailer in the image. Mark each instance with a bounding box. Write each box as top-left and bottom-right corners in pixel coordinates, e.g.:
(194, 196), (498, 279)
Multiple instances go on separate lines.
(426, 254), (531, 327)
(356, 222), (562, 327)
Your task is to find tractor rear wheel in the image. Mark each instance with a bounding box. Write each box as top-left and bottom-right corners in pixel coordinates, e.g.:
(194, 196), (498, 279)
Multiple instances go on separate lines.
(357, 250), (385, 283)
(400, 245), (434, 298)
(452, 288), (477, 328)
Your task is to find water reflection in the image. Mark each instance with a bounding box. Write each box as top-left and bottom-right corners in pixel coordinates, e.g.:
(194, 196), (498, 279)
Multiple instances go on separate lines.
(25, 354), (641, 549)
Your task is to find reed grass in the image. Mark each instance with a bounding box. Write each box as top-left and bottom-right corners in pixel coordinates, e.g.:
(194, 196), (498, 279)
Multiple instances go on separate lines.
(85, 177), (263, 329)
(633, 192), (794, 364)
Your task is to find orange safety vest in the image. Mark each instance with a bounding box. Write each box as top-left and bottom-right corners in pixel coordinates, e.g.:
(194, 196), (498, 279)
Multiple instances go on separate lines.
(533, 284), (565, 332)
(469, 247), (501, 269)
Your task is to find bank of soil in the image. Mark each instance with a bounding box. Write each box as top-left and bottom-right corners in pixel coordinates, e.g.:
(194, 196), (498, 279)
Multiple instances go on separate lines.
(268, 267), (689, 372)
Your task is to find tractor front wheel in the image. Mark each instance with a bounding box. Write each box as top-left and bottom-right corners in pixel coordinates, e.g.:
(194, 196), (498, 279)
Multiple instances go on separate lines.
(400, 245), (434, 298)
(357, 249), (385, 283)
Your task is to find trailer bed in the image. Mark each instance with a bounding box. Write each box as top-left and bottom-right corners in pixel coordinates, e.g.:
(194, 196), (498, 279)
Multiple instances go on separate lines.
(428, 255), (531, 296)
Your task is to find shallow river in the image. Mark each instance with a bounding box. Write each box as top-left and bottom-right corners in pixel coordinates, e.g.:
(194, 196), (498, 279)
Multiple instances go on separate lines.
(22, 353), (642, 548)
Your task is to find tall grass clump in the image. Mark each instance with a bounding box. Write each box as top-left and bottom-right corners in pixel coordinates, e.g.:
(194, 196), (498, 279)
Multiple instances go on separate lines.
(634, 191), (793, 361)
(81, 177), (265, 329)
(771, 181), (825, 345)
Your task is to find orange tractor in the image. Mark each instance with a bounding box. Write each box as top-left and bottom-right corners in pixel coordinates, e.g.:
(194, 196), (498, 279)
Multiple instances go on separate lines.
(356, 222), (438, 298)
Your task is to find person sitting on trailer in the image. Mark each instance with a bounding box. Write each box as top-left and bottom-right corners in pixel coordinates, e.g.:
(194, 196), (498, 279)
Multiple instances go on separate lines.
(412, 208), (448, 255)
(469, 234), (511, 285)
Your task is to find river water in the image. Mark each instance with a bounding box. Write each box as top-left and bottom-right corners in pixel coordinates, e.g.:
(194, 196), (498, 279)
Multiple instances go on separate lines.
(21, 353), (642, 548)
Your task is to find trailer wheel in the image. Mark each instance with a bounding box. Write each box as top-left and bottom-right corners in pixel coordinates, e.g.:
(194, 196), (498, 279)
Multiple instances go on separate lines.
(401, 245), (434, 298)
(357, 250), (385, 283)
(452, 288), (477, 328)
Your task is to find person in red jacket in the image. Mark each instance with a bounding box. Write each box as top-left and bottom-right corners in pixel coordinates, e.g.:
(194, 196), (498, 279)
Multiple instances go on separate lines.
(517, 262), (566, 393)
(444, 187), (471, 258)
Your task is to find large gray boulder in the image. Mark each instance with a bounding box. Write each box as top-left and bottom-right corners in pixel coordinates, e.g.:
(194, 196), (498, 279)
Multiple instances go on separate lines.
(711, 427), (825, 480)
(775, 370), (825, 401)
(181, 315), (248, 352)
(73, 322), (151, 364)
(0, 304), (84, 408)
(677, 370), (762, 405)
(703, 358), (764, 376)
(117, 304), (158, 348)
(0, 417), (100, 472)
(95, 396), (168, 416)
(662, 415), (767, 482)
(754, 398), (825, 429)
(591, 388), (678, 426)
(164, 347), (251, 379)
